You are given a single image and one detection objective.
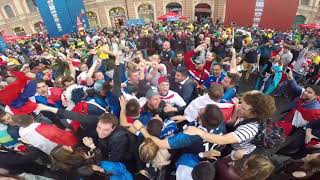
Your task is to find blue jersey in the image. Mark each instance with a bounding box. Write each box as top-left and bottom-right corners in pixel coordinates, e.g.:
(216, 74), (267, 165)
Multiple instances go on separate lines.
(138, 112), (179, 139)
(160, 119), (179, 139)
(168, 122), (226, 154)
(203, 74), (225, 89)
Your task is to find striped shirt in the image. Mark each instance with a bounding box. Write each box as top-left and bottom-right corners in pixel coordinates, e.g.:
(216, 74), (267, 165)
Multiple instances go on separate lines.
(231, 119), (259, 154)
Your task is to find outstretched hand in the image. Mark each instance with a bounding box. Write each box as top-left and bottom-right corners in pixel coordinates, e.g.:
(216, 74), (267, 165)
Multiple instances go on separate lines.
(184, 126), (203, 136)
(82, 137), (96, 150)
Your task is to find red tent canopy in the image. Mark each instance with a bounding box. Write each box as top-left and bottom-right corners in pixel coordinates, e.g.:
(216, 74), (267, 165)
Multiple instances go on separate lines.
(157, 12), (187, 21)
(299, 23), (320, 29)
(2, 35), (31, 43)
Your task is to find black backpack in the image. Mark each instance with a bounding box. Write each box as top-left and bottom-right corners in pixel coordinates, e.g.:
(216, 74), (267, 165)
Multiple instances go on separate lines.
(253, 119), (286, 149)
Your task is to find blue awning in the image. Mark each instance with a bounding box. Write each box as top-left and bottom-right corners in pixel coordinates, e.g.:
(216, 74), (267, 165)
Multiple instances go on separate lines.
(167, 16), (179, 22)
(126, 19), (145, 26)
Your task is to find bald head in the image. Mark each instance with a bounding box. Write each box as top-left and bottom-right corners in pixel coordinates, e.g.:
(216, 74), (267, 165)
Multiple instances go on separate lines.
(163, 41), (171, 51)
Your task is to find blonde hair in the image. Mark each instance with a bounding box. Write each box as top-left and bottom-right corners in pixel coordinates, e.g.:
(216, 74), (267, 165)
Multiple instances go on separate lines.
(240, 155), (274, 180)
(139, 138), (159, 163)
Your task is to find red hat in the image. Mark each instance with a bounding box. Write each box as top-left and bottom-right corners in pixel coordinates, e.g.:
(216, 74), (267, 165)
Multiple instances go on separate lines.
(158, 76), (169, 85)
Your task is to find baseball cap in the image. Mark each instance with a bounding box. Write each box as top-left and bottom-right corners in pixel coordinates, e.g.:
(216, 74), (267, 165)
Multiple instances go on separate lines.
(157, 76), (169, 85)
(193, 55), (206, 64)
(145, 89), (159, 98)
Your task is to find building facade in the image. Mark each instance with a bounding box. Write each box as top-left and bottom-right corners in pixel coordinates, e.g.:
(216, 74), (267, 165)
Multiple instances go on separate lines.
(1, 0), (320, 36)
(295, 0), (320, 26)
(0, 0), (227, 35)
(0, 0), (44, 36)
(83, 0), (227, 29)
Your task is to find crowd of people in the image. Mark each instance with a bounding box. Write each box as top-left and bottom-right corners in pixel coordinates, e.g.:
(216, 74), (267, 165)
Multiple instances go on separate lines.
(0, 18), (319, 180)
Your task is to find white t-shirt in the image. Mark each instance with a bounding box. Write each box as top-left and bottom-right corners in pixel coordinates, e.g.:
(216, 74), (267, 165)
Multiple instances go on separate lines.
(160, 90), (186, 107)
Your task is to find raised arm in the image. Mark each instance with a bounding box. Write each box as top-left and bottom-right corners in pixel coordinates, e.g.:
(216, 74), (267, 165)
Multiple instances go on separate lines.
(184, 126), (239, 145)
(119, 96), (137, 134)
(37, 104), (99, 127)
(87, 56), (100, 79)
(112, 51), (122, 97)
(133, 120), (170, 149)
(66, 58), (76, 79)
(296, 46), (310, 62)
(229, 47), (237, 74)
(286, 69), (303, 96)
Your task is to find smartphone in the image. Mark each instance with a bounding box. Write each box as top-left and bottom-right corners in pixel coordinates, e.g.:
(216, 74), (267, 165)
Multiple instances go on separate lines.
(285, 67), (291, 73)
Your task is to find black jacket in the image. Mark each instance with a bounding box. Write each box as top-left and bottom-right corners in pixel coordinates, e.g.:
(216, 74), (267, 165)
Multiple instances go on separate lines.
(171, 77), (196, 104)
(97, 127), (133, 162)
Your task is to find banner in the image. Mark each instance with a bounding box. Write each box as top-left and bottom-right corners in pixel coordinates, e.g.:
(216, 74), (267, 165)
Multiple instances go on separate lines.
(0, 36), (8, 51)
(2, 35), (31, 43)
(252, 0), (265, 28)
(225, 0), (299, 31)
(35, 0), (89, 37)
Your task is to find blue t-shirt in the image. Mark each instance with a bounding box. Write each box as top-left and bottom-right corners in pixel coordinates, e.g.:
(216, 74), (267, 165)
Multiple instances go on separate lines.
(168, 122), (226, 154)
(222, 87), (237, 102)
(203, 73), (225, 89)
(175, 153), (200, 168)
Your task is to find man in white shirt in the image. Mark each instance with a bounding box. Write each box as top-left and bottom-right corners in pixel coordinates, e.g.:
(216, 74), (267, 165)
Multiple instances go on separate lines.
(281, 45), (293, 68)
(184, 83), (234, 122)
(157, 76), (186, 108)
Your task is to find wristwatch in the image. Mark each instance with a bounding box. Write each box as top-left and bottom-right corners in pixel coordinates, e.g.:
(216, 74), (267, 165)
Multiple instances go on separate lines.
(198, 152), (204, 158)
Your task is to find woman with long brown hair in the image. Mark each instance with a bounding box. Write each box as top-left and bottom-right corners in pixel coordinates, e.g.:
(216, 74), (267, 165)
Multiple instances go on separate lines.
(183, 91), (276, 157)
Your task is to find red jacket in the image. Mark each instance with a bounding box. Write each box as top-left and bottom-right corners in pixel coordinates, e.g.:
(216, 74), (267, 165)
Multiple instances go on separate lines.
(184, 50), (212, 82)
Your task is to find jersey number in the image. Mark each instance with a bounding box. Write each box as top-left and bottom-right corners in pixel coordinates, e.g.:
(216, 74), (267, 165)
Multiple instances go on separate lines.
(203, 142), (218, 151)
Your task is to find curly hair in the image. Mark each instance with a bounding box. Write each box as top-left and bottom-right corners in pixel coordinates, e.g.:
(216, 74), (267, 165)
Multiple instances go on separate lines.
(242, 91), (276, 121)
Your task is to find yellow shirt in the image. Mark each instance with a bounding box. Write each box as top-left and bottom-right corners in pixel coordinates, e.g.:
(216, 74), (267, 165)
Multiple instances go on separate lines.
(188, 24), (194, 32)
(313, 55), (320, 64)
(77, 41), (85, 47)
(8, 58), (20, 65)
(244, 37), (252, 45)
(96, 45), (109, 60)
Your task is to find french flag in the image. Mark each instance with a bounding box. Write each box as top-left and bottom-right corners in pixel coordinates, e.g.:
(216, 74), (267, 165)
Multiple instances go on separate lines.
(19, 122), (77, 154)
(0, 71), (37, 114)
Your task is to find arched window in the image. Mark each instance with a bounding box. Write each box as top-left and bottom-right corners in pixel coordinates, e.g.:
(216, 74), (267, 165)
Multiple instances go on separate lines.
(293, 15), (306, 29)
(195, 3), (211, 20)
(34, 21), (47, 33)
(87, 11), (99, 28)
(166, 3), (182, 15)
(138, 4), (154, 23)
(109, 7), (126, 29)
(14, 27), (26, 36)
(4, 5), (15, 18)
(301, 0), (310, 6)
(26, 0), (37, 13)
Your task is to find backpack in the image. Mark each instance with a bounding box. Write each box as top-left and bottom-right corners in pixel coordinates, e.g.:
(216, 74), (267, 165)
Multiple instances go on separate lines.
(253, 119), (286, 149)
